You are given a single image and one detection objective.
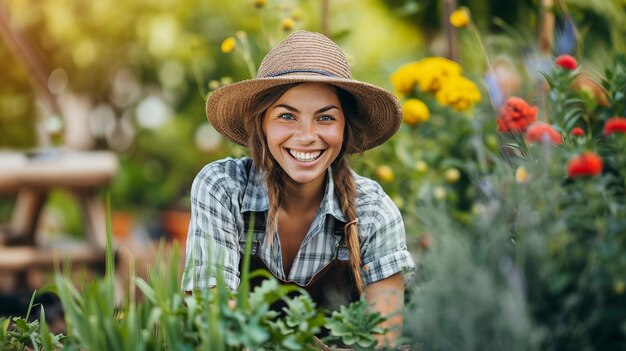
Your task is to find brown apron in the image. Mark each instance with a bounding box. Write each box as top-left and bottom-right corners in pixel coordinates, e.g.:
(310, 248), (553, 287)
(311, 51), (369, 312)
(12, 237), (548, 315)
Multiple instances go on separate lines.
(238, 212), (360, 312)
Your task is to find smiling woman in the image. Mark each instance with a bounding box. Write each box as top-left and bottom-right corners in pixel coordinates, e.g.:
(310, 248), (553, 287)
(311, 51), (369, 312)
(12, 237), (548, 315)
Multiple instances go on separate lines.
(182, 30), (415, 347)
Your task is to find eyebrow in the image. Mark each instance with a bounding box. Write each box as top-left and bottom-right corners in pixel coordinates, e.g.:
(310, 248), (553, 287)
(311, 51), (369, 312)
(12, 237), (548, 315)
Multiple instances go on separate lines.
(274, 104), (340, 114)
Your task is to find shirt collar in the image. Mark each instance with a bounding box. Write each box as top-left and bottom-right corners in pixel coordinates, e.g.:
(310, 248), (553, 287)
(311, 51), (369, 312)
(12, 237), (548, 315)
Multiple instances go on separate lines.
(319, 166), (347, 222)
(240, 160), (346, 223)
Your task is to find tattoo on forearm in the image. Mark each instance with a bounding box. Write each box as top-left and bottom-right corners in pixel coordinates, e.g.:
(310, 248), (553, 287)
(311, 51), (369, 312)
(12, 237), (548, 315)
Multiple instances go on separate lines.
(367, 287), (403, 310)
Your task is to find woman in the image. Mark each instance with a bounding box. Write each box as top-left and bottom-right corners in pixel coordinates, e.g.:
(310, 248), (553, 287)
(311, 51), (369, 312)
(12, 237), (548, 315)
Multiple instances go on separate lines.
(182, 30), (415, 346)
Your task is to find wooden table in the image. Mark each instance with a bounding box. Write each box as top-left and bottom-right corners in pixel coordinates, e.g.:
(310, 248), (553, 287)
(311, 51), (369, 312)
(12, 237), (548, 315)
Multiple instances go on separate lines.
(0, 149), (118, 282)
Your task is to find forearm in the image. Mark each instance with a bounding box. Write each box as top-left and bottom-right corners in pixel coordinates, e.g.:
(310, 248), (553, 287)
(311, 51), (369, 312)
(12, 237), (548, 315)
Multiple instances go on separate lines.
(364, 273), (405, 347)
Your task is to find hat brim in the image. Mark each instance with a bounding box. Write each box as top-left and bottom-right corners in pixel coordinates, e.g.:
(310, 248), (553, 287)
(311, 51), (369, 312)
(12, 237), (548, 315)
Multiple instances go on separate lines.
(205, 75), (402, 153)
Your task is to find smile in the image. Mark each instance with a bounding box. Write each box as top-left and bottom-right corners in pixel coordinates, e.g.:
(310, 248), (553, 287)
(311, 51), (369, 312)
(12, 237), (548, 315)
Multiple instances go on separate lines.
(287, 149), (324, 162)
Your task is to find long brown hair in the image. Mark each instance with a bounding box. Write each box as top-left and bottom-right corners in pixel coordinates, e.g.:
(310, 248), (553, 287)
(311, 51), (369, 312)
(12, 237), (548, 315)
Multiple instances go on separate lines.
(245, 83), (367, 293)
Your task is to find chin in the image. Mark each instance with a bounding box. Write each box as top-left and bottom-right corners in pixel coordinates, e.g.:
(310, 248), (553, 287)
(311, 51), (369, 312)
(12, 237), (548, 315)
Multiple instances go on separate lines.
(282, 169), (326, 185)
(285, 173), (321, 184)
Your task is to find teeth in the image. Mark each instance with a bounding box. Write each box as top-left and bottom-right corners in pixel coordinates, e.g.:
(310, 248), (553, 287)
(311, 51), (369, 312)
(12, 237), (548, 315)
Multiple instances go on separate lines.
(288, 149), (322, 162)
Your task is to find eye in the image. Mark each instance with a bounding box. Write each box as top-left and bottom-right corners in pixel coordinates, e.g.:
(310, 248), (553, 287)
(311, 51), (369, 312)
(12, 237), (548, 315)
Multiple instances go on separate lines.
(278, 113), (295, 120)
(318, 115), (335, 122)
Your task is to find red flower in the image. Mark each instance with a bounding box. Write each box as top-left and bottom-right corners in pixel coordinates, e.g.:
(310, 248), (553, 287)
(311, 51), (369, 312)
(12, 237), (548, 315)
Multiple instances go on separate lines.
(496, 96), (538, 133)
(567, 152), (603, 178)
(571, 127), (585, 137)
(602, 117), (626, 135)
(419, 233), (431, 249)
(555, 54), (578, 70)
(525, 122), (563, 144)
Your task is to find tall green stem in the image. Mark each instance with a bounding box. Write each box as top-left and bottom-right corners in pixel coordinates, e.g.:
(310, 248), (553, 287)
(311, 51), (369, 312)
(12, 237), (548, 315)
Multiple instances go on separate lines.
(469, 22), (492, 73)
(237, 32), (258, 79)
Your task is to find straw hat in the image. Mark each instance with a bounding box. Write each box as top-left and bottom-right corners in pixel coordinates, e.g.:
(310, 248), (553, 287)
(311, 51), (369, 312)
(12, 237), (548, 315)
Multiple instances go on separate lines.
(206, 30), (402, 152)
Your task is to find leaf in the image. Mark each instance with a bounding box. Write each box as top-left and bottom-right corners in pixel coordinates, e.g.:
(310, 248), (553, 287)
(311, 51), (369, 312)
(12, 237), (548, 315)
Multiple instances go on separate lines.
(248, 278), (281, 308)
(281, 335), (301, 351)
(238, 212), (256, 310)
(15, 318), (30, 333)
(39, 306), (54, 351)
(25, 290), (37, 322)
(135, 278), (157, 303)
(1, 317), (8, 343)
(565, 115), (581, 131)
(356, 335), (376, 348)
(324, 299), (387, 347)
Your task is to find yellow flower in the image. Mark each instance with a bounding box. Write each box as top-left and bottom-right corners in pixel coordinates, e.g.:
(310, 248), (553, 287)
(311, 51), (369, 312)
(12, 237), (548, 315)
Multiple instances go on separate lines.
(402, 99), (430, 126)
(434, 75), (481, 111)
(515, 166), (528, 183)
(390, 62), (422, 95)
(376, 165), (394, 183)
(208, 80), (221, 90)
(485, 134), (499, 152)
(415, 160), (429, 173)
(449, 8), (470, 28)
(253, 0), (267, 8)
(444, 168), (461, 183)
(220, 37), (236, 54)
(281, 18), (296, 31)
(415, 57), (463, 92)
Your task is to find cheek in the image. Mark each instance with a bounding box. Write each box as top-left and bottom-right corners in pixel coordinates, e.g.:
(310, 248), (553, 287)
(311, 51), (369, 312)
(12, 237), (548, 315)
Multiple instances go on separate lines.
(330, 130), (344, 146)
(325, 124), (345, 147)
(265, 125), (291, 146)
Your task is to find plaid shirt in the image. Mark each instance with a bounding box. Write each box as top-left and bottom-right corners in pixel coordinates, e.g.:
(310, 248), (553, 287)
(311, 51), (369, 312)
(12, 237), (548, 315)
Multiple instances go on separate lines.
(181, 157), (415, 292)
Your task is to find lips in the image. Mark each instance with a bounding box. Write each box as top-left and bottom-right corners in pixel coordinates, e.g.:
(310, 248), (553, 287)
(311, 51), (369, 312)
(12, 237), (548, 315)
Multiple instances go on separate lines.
(287, 148), (324, 162)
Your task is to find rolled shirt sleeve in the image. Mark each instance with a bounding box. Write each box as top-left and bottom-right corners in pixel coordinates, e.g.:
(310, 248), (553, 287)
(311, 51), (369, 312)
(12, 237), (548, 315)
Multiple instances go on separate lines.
(357, 178), (416, 286)
(181, 163), (242, 292)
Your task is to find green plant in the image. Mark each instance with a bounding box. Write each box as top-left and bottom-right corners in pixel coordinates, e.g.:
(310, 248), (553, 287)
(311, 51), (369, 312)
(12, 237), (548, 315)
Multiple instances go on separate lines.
(46, 194), (385, 350)
(324, 299), (386, 349)
(0, 292), (64, 351)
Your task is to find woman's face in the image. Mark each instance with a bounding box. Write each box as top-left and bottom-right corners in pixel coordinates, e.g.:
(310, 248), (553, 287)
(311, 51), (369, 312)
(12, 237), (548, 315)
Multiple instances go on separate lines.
(263, 82), (345, 188)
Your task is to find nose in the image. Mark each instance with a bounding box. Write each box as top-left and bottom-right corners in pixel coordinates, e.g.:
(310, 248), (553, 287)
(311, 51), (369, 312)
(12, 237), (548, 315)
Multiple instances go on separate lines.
(296, 120), (316, 144)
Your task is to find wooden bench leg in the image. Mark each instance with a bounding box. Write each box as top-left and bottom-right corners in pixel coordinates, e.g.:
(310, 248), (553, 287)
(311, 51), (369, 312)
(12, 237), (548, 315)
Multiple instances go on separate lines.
(78, 191), (107, 250)
(8, 190), (47, 246)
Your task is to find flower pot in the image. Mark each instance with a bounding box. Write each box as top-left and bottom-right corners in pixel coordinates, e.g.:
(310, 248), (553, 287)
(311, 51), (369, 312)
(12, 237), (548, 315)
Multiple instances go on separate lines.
(161, 210), (190, 245)
(112, 211), (134, 240)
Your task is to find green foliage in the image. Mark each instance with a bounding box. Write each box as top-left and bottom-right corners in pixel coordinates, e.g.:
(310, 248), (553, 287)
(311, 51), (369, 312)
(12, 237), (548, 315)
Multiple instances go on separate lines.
(272, 294), (327, 350)
(26, 193), (381, 350)
(542, 68), (586, 132)
(0, 292), (64, 351)
(324, 299), (386, 349)
(50, 242), (369, 350)
(401, 39), (626, 351)
(603, 54), (626, 117)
